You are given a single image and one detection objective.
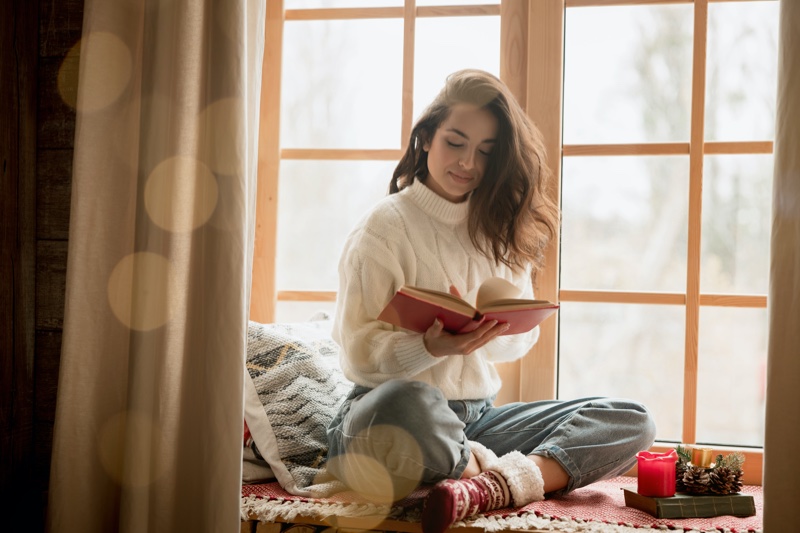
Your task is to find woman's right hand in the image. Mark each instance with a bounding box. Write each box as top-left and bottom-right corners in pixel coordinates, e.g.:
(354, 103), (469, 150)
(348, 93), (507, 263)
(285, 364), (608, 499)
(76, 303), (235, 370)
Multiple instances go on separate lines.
(423, 317), (510, 357)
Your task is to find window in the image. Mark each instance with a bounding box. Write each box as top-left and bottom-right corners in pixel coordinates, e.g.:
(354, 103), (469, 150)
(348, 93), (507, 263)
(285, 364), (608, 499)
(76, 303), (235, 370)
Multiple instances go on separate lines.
(252, 0), (776, 483)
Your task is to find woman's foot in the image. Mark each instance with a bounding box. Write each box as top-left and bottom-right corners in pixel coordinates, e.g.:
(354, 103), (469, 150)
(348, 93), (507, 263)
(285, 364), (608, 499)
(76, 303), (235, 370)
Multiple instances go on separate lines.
(421, 442), (546, 533)
(422, 470), (510, 533)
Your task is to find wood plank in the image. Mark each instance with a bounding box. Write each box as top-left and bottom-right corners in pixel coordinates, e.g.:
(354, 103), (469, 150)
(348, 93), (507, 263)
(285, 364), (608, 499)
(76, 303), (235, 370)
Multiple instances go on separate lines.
(567, 0), (689, 6)
(520, 1), (564, 403)
(37, 149), (74, 240)
(36, 240), (69, 331)
(39, 0), (84, 58)
(254, 522), (281, 533)
(562, 141), (774, 157)
(558, 290), (767, 308)
(417, 5), (501, 17)
(38, 56), (78, 149)
(563, 143), (688, 157)
(647, 443), (763, 486)
(33, 420), (55, 492)
(495, 0), (529, 406)
(276, 291), (336, 302)
(281, 148), (403, 161)
(559, 290), (685, 305)
(285, 7), (403, 21)
(704, 141), (773, 154)
(33, 420), (54, 533)
(500, 0), (528, 110)
(400, 0), (415, 148)
(566, 0), (775, 8)
(35, 330), (62, 423)
(699, 294), (767, 308)
(250, 0), (284, 324)
(284, 5), (500, 21)
(1, 0), (39, 521)
(683, 0), (709, 447)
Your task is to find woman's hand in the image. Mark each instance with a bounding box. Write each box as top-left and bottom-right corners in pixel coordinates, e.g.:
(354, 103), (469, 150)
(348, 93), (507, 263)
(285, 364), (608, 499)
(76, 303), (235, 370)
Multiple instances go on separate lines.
(423, 318), (509, 357)
(423, 285), (510, 357)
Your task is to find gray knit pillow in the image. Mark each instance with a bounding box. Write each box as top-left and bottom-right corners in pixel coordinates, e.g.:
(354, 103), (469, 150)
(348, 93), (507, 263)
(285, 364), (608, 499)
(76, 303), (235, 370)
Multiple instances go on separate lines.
(243, 319), (352, 495)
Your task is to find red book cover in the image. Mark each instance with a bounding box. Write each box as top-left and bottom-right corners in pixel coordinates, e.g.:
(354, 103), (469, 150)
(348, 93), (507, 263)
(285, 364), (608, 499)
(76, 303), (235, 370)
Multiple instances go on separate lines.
(377, 278), (558, 336)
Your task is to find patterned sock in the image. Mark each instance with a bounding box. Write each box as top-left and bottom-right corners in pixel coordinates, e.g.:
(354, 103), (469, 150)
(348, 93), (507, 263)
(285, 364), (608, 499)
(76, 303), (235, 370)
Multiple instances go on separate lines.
(421, 470), (511, 533)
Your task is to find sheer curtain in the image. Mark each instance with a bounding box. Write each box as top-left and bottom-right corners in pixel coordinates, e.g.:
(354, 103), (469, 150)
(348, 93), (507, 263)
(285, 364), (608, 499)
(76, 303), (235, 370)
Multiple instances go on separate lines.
(47, 0), (264, 531)
(763, 1), (800, 530)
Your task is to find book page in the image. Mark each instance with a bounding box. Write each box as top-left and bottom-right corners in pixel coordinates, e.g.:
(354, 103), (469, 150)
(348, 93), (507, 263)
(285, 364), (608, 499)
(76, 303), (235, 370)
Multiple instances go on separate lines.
(476, 277), (554, 311)
(476, 277), (523, 309)
(399, 286), (476, 314)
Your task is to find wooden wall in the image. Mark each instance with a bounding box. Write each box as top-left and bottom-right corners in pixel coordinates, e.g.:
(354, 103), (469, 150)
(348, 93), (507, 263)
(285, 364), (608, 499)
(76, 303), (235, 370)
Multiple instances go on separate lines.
(1, 0), (83, 528)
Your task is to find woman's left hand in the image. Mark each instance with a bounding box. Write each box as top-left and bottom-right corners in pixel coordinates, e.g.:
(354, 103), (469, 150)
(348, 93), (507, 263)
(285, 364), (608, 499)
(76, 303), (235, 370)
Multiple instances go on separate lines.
(423, 317), (510, 357)
(423, 285), (509, 356)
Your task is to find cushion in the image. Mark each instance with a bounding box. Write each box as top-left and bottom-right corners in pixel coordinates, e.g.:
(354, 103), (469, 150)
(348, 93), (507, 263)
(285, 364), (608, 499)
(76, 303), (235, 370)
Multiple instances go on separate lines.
(242, 445), (275, 484)
(243, 319), (352, 496)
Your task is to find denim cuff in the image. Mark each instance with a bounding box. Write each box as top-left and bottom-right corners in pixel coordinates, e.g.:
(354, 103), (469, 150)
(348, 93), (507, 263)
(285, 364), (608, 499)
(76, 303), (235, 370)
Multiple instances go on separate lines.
(531, 444), (580, 494)
(451, 438), (472, 479)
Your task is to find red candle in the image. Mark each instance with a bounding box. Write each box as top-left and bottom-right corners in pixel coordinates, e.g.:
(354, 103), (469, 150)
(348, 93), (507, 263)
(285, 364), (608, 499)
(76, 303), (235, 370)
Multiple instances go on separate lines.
(636, 450), (678, 497)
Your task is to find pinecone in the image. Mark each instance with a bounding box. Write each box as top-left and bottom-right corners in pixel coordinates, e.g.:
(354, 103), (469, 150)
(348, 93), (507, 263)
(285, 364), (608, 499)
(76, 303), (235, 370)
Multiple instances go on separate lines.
(679, 465), (713, 494)
(708, 466), (743, 495)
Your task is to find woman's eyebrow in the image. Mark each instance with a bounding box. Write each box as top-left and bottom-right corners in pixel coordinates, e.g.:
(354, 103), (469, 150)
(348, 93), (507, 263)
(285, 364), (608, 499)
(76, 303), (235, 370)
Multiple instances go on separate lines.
(445, 127), (496, 144)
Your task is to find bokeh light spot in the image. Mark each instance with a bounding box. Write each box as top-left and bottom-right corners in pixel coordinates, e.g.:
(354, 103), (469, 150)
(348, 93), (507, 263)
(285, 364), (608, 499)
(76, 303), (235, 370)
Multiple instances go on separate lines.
(107, 252), (173, 331)
(57, 41), (80, 109)
(67, 32), (133, 112)
(145, 156), (219, 232)
(325, 424), (424, 514)
(325, 452), (394, 529)
(97, 410), (164, 488)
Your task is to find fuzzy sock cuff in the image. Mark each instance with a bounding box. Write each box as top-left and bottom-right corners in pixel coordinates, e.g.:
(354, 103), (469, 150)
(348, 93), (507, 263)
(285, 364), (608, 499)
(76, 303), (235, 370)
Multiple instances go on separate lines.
(468, 441), (545, 506)
(467, 441), (499, 471)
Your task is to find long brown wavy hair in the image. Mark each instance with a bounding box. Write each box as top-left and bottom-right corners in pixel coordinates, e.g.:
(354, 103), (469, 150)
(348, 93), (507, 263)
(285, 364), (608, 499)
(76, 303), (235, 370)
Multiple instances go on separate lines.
(390, 69), (560, 275)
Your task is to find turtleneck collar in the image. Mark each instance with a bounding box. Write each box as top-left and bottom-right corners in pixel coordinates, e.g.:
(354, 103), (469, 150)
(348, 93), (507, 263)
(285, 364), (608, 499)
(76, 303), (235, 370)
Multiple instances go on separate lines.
(403, 179), (471, 224)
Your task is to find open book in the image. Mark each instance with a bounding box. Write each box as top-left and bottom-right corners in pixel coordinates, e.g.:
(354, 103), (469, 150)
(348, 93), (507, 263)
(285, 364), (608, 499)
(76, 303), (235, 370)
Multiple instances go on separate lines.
(377, 277), (558, 336)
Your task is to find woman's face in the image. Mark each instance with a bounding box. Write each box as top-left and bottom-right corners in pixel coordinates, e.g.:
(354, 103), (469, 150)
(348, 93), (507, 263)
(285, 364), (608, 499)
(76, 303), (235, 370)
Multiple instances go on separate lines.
(423, 103), (498, 203)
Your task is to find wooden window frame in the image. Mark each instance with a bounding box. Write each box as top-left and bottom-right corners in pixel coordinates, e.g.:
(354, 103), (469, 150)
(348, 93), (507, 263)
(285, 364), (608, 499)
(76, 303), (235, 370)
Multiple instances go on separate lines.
(251, 0), (771, 484)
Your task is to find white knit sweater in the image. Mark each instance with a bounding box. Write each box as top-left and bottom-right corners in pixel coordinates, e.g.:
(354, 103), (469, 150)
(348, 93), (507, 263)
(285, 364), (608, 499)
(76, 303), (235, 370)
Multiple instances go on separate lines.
(333, 179), (540, 400)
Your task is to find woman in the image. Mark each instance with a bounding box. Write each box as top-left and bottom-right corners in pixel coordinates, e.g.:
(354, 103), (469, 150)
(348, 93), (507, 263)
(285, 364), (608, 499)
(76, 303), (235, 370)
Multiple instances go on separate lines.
(326, 69), (656, 533)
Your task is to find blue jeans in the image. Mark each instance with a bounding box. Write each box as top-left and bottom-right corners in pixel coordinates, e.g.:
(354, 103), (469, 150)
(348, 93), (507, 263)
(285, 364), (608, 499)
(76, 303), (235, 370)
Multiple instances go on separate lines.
(326, 379), (656, 498)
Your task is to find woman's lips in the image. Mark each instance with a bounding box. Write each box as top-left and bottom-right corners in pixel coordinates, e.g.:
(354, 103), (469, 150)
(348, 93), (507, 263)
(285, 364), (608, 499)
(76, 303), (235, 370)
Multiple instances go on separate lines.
(449, 171), (473, 184)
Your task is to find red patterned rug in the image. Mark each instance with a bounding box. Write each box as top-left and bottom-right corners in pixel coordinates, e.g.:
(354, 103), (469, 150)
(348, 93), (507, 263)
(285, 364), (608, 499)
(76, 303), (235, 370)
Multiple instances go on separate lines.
(242, 476), (762, 533)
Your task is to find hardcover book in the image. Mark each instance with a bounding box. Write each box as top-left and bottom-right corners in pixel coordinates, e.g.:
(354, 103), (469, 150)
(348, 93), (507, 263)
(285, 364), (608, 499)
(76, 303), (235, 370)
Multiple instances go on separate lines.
(622, 488), (756, 518)
(377, 277), (558, 336)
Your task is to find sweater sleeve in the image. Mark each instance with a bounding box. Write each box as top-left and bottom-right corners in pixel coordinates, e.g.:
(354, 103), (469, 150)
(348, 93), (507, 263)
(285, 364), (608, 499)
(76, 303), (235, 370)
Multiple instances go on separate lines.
(332, 225), (443, 386)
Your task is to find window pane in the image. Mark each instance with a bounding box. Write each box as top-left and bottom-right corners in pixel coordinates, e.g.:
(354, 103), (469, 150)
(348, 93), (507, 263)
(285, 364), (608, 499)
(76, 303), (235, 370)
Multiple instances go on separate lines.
(277, 160), (394, 291)
(705, 2), (779, 142)
(700, 155), (773, 294)
(558, 302), (685, 442)
(282, 19), (403, 149)
(697, 307), (767, 447)
(560, 156), (689, 292)
(414, 16), (500, 120)
(564, 5), (693, 144)
(275, 301), (337, 324)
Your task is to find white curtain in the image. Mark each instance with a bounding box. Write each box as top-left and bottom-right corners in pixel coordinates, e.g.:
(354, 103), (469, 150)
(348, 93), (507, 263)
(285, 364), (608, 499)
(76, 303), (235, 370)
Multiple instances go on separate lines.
(763, 1), (800, 530)
(47, 0), (264, 531)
